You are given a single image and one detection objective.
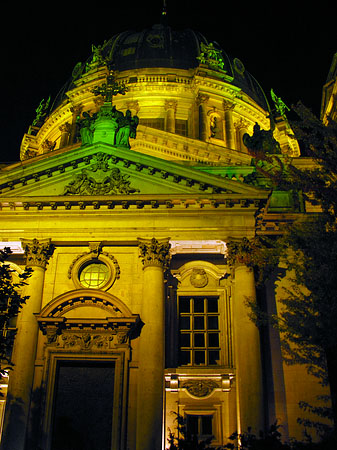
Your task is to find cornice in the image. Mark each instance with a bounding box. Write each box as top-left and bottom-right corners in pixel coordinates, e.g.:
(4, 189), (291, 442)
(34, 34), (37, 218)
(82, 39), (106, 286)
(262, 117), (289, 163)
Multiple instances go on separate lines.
(0, 192), (268, 212)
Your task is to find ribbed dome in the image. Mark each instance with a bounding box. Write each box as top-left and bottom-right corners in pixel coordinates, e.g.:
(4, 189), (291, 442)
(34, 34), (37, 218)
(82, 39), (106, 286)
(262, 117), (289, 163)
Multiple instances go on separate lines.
(52, 24), (269, 112)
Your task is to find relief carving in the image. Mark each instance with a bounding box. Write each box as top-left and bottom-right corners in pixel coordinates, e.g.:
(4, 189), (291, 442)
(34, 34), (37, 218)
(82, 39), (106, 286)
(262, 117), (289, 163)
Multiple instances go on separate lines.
(21, 238), (54, 269)
(59, 332), (114, 349)
(63, 153), (139, 195)
(138, 237), (171, 270)
(181, 379), (219, 397)
(190, 268), (208, 288)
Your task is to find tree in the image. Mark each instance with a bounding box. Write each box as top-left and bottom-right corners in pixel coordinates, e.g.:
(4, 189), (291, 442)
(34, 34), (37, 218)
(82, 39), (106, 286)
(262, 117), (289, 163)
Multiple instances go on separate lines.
(243, 102), (337, 430)
(0, 247), (32, 383)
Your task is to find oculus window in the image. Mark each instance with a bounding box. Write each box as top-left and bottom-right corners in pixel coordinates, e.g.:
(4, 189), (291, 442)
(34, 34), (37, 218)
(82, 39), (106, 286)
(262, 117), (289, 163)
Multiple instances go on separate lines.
(79, 260), (110, 289)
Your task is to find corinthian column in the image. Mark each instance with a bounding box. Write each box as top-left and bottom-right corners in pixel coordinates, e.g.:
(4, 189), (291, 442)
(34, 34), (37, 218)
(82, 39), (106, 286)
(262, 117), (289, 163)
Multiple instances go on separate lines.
(227, 238), (264, 436)
(136, 238), (171, 450)
(165, 100), (177, 134)
(223, 100), (235, 149)
(1, 239), (54, 450)
(196, 93), (209, 141)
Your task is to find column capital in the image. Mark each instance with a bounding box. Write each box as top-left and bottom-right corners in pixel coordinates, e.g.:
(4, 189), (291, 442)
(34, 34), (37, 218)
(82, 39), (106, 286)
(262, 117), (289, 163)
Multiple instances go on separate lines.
(164, 99), (177, 111)
(196, 93), (209, 106)
(21, 238), (54, 269)
(138, 237), (171, 270)
(223, 99), (235, 111)
(226, 237), (256, 268)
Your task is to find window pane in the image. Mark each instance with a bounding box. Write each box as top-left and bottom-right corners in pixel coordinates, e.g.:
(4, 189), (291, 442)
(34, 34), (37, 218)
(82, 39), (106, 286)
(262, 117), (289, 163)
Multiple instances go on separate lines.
(180, 316), (190, 330)
(193, 297), (204, 313)
(208, 316), (218, 329)
(180, 297), (190, 313)
(194, 333), (205, 347)
(180, 333), (190, 347)
(194, 316), (205, 330)
(194, 351), (205, 365)
(208, 333), (219, 347)
(179, 351), (190, 365)
(186, 415), (198, 436)
(201, 416), (213, 435)
(208, 350), (220, 365)
(207, 297), (218, 312)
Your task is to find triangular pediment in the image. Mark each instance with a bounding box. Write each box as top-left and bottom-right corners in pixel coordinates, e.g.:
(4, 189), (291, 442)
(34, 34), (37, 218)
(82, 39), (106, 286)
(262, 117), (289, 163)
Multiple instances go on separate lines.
(0, 142), (267, 200)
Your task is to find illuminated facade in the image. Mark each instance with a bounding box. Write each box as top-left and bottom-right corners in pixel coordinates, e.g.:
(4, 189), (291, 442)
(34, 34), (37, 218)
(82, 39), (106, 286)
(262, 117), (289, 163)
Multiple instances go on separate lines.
(0, 23), (333, 450)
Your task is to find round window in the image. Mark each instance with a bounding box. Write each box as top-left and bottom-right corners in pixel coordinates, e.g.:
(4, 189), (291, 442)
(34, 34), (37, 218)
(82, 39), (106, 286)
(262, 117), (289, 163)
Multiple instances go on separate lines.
(78, 260), (110, 289)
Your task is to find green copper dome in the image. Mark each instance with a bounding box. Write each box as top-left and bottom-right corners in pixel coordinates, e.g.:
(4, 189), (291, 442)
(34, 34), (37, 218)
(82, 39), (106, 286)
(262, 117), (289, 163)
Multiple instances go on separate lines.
(52, 24), (269, 112)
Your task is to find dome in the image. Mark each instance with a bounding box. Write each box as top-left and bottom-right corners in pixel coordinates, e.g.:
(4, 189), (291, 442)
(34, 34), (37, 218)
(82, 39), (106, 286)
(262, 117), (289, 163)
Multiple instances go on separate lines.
(52, 24), (270, 112)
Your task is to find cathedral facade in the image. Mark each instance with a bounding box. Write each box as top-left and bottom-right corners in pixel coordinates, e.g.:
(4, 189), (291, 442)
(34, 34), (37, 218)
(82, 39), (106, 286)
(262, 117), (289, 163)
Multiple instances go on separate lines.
(0, 23), (333, 450)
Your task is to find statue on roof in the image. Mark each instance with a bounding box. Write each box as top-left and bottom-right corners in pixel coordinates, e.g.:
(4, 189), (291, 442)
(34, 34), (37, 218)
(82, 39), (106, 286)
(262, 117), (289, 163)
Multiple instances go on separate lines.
(197, 42), (225, 71)
(31, 96), (51, 128)
(92, 71), (128, 104)
(270, 89), (290, 117)
(243, 122), (282, 156)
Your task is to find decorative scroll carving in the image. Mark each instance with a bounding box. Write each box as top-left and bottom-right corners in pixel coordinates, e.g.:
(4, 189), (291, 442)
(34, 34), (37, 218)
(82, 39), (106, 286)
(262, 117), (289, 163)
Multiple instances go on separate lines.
(138, 238), (171, 270)
(21, 238), (54, 269)
(190, 268), (208, 288)
(63, 153), (139, 196)
(181, 379), (219, 397)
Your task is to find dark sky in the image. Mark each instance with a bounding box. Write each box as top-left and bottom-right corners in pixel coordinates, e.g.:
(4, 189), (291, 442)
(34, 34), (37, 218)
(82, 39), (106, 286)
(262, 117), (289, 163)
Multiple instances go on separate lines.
(1, 1), (335, 163)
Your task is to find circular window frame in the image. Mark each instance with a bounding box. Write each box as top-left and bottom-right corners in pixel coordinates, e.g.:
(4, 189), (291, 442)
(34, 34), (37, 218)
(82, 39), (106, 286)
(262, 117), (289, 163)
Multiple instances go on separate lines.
(70, 253), (119, 291)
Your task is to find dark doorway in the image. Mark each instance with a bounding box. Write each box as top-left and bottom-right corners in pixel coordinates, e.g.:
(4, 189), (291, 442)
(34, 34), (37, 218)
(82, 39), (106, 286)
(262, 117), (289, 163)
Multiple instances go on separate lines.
(51, 360), (115, 450)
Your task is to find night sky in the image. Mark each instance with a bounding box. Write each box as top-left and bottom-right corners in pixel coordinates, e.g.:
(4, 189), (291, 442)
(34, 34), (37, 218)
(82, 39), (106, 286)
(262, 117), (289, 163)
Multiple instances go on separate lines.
(1, 1), (335, 163)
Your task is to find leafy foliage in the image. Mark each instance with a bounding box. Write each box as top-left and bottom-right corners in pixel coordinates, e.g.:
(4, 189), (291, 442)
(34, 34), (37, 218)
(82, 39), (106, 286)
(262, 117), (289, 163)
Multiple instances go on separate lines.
(245, 103), (337, 428)
(0, 247), (32, 381)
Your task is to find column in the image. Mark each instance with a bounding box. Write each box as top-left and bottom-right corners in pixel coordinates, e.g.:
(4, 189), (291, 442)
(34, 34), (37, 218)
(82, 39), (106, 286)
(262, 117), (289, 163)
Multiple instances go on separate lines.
(1, 239), (54, 450)
(136, 238), (171, 450)
(223, 100), (236, 149)
(228, 240), (264, 435)
(165, 100), (177, 133)
(196, 93), (209, 141)
(69, 105), (83, 144)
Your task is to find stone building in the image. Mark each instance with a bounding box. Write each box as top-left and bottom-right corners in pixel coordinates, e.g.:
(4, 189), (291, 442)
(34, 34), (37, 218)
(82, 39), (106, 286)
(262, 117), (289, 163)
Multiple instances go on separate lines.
(0, 21), (333, 450)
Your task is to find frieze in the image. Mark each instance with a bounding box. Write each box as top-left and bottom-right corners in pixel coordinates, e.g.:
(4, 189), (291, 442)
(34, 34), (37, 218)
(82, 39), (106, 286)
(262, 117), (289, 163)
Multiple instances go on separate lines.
(59, 332), (114, 350)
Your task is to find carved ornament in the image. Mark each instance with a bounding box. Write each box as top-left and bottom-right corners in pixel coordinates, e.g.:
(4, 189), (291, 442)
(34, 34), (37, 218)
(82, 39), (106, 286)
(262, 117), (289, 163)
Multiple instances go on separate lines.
(181, 379), (219, 397)
(190, 268), (208, 288)
(63, 153), (140, 196)
(138, 237), (171, 270)
(21, 238), (54, 269)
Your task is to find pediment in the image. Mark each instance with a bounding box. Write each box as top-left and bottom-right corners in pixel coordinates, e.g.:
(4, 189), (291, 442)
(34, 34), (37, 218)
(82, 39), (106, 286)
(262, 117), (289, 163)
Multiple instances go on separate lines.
(0, 142), (266, 199)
